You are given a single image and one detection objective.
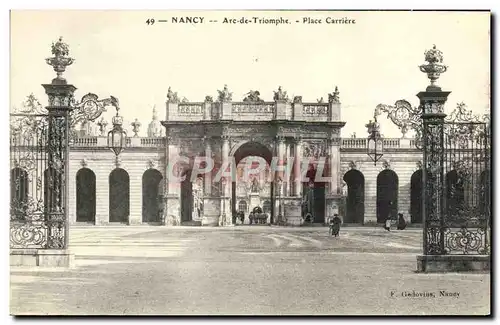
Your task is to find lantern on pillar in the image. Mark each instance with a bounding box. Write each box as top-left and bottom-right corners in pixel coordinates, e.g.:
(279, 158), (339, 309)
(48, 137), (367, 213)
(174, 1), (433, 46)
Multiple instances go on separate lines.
(366, 118), (384, 165)
(107, 107), (127, 156)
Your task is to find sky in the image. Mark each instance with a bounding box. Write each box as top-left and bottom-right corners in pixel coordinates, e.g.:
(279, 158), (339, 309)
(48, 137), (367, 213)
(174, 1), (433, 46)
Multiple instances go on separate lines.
(10, 10), (490, 138)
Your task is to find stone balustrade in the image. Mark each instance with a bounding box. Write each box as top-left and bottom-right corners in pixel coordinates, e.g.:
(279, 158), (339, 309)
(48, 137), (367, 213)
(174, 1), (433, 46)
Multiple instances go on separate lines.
(14, 134), (419, 150)
(341, 137), (417, 149)
(166, 99), (338, 122)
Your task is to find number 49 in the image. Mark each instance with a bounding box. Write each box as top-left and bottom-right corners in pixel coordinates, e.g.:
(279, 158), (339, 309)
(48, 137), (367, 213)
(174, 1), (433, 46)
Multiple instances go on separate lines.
(146, 18), (155, 25)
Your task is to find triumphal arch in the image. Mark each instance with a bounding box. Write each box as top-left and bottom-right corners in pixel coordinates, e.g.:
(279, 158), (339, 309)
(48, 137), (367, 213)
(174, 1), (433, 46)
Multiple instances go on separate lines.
(161, 85), (345, 226)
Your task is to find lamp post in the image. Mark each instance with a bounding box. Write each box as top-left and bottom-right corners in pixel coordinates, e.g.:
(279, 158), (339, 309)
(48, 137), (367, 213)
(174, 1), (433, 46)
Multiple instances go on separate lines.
(107, 106), (127, 157)
(366, 117), (384, 165)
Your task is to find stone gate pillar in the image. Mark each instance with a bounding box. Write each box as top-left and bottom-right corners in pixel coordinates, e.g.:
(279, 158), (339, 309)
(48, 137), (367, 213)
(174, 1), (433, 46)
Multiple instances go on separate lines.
(416, 45), (489, 272)
(11, 37), (75, 267)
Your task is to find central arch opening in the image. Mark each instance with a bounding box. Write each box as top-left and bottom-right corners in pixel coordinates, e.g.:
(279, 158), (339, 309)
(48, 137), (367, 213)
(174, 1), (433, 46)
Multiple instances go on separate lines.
(302, 164), (326, 223)
(232, 141), (274, 225)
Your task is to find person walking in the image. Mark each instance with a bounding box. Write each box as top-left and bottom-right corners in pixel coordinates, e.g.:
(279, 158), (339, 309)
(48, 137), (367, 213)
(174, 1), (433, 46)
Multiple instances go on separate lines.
(330, 214), (342, 237)
(397, 213), (407, 230)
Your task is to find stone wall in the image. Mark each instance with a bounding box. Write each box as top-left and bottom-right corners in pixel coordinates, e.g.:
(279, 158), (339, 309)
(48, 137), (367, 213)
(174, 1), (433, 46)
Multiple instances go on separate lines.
(69, 148), (164, 225)
(340, 148), (423, 224)
(66, 136), (424, 226)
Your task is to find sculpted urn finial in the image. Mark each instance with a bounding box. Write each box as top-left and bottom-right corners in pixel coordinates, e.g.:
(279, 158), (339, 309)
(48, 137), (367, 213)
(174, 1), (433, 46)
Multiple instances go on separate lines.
(131, 118), (141, 137)
(419, 44), (448, 91)
(45, 36), (74, 84)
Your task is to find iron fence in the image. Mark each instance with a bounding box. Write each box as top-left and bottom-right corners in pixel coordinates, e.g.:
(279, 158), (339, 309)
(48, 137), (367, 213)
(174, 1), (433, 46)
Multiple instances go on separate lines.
(424, 119), (490, 255)
(10, 113), (67, 249)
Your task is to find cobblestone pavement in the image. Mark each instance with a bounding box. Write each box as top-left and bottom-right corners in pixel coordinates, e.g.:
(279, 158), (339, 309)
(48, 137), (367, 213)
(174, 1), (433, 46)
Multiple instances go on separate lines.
(10, 226), (490, 316)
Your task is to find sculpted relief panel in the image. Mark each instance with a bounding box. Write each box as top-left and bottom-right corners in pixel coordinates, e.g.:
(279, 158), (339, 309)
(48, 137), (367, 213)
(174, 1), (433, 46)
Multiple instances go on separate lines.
(302, 141), (327, 158)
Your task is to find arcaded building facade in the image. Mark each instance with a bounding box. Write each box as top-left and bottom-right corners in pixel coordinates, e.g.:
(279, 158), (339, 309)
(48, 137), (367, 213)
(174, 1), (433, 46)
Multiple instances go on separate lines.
(64, 86), (426, 227)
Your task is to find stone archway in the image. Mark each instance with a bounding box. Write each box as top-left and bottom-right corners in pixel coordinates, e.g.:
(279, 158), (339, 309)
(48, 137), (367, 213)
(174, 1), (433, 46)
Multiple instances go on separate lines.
(161, 91), (346, 227)
(343, 169), (365, 224)
(410, 169), (423, 223)
(232, 141), (274, 224)
(142, 169), (163, 223)
(376, 169), (399, 223)
(76, 168), (96, 223)
(109, 168), (130, 223)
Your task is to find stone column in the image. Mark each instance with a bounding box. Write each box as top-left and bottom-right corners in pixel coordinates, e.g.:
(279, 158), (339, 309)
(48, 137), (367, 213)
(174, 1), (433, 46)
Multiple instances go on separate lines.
(204, 138), (212, 196)
(281, 137), (304, 226)
(220, 135), (232, 225)
(293, 137), (303, 197)
(325, 132), (343, 224)
(274, 136), (285, 224)
(329, 134), (342, 196)
(163, 135), (181, 226)
(285, 141), (291, 196)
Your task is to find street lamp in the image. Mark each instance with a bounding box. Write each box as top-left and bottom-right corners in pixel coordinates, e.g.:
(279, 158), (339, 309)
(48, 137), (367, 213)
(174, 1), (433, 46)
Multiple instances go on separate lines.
(366, 117), (384, 165)
(107, 106), (127, 156)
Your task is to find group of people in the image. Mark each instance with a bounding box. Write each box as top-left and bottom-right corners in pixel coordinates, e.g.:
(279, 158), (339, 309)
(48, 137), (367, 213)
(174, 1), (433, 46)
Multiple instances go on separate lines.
(328, 212), (408, 237)
(384, 213), (407, 231)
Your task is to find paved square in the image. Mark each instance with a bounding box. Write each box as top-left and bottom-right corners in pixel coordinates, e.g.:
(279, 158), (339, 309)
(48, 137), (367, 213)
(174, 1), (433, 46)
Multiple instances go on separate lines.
(10, 226), (490, 315)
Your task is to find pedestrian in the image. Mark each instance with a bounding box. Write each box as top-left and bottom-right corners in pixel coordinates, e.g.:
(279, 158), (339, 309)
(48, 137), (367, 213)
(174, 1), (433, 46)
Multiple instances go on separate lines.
(305, 212), (313, 223)
(331, 214), (342, 237)
(384, 201), (392, 231)
(397, 213), (407, 230)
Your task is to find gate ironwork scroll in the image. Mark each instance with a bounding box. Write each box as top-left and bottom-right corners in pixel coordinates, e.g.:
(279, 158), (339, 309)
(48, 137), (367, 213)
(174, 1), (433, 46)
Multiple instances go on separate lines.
(424, 104), (491, 255)
(10, 111), (68, 249)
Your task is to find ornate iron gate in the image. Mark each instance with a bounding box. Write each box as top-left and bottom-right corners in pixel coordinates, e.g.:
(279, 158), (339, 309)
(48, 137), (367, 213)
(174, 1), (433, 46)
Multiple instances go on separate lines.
(10, 111), (68, 249)
(424, 105), (491, 255)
